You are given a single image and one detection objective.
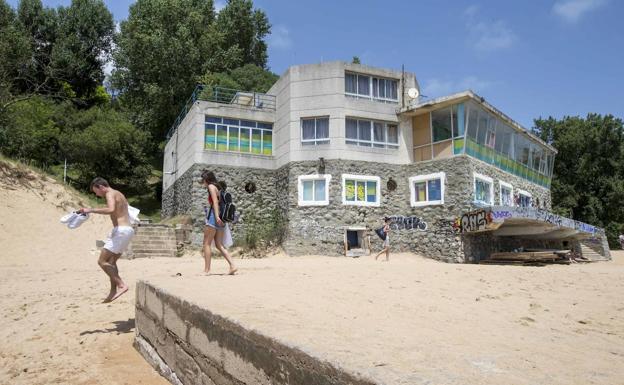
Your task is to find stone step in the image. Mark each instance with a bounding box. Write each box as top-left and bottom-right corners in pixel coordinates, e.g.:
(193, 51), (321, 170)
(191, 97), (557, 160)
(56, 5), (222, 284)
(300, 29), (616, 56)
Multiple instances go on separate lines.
(132, 248), (176, 253)
(132, 237), (177, 243)
(135, 231), (175, 237)
(128, 253), (176, 259)
(133, 245), (176, 250)
(131, 241), (177, 246)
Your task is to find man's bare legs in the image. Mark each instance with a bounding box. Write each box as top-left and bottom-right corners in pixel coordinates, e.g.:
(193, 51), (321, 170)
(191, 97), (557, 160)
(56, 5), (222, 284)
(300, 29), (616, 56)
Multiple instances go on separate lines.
(215, 230), (237, 275)
(98, 249), (128, 302)
(203, 226), (217, 274)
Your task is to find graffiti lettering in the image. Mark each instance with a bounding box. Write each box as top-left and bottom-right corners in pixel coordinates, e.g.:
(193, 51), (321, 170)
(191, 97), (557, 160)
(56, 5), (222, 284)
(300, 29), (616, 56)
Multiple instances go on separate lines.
(388, 215), (428, 231)
(460, 209), (492, 233)
(491, 210), (512, 220)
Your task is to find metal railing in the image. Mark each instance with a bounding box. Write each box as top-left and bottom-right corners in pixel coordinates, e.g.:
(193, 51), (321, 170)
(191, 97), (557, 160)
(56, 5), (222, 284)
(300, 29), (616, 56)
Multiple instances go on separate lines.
(166, 85), (276, 139)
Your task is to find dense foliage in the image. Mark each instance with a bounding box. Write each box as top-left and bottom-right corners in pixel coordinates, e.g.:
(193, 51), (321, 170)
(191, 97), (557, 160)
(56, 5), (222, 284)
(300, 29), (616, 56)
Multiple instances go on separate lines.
(112, 0), (273, 141)
(533, 114), (624, 247)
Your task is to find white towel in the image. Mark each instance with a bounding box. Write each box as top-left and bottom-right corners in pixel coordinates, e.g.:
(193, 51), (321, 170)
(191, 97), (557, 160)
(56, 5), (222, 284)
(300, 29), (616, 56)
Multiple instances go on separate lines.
(128, 205), (141, 224)
(211, 224), (234, 249)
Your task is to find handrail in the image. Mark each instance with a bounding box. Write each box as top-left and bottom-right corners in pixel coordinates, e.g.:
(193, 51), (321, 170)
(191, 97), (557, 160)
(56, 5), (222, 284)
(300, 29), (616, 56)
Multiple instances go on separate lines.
(166, 85), (276, 139)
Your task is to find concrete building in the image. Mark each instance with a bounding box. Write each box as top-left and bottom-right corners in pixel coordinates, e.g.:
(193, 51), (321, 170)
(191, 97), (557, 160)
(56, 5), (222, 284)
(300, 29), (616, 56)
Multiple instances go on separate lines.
(162, 61), (610, 262)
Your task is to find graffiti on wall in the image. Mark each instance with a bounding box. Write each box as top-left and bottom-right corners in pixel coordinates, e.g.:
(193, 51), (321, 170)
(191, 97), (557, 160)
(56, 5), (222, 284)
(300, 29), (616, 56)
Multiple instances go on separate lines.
(458, 209), (493, 233)
(387, 215), (428, 231)
(482, 206), (597, 235)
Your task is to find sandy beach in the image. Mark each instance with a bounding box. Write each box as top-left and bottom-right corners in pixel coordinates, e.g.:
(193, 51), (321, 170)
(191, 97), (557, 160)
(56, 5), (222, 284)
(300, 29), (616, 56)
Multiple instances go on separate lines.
(1, 172), (624, 384)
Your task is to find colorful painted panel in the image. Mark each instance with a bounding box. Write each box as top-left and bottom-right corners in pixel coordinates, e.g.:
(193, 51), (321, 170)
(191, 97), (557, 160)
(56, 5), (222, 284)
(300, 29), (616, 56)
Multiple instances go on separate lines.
(205, 123), (216, 150)
(453, 138), (464, 155)
(251, 129), (262, 154)
(239, 128), (250, 152)
(216, 125), (228, 151)
(466, 138), (551, 188)
(345, 180), (355, 201)
(366, 181), (376, 203)
(262, 131), (272, 155)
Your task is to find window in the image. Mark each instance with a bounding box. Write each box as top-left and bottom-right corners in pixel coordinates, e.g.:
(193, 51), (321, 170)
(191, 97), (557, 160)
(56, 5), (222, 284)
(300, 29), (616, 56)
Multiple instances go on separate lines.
(301, 117), (329, 145)
(345, 72), (398, 101)
(431, 107), (452, 142)
(517, 189), (532, 208)
(205, 116), (272, 155)
(345, 118), (399, 149)
(473, 172), (494, 205)
(499, 181), (514, 206)
(342, 174), (381, 207)
(409, 172), (445, 207)
(298, 175), (331, 206)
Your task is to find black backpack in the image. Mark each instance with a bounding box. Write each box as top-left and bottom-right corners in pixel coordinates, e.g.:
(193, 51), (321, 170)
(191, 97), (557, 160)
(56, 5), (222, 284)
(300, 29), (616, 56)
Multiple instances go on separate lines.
(218, 189), (236, 223)
(374, 227), (386, 241)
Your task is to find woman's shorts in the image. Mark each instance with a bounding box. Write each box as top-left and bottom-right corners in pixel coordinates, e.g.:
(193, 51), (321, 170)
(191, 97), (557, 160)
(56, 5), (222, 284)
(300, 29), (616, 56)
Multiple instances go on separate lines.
(205, 210), (225, 230)
(383, 236), (390, 248)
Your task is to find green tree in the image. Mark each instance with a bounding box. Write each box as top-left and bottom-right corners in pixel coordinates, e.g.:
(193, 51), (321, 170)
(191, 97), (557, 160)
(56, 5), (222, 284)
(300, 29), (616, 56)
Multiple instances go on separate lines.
(214, 0), (270, 68)
(52, 0), (115, 103)
(60, 107), (151, 191)
(198, 63), (278, 94)
(533, 114), (624, 248)
(1, 0), (114, 111)
(112, 0), (271, 142)
(0, 96), (76, 168)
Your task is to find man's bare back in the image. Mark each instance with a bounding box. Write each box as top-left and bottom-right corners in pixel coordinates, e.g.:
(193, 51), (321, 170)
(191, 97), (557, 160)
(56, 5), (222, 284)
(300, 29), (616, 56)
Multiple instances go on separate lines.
(105, 189), (131, 227)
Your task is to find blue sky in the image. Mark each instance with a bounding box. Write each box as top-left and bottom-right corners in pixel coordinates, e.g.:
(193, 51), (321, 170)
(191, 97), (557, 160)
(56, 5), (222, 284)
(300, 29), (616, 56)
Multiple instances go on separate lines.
(7, 0), (623, 128)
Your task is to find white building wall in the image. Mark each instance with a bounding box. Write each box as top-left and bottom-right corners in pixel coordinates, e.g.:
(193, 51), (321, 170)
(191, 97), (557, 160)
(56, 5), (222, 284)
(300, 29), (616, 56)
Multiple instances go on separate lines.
(163, 61), (419, 189)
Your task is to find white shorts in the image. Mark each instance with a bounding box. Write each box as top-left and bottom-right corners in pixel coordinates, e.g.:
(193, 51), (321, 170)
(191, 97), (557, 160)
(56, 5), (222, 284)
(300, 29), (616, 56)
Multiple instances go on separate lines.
(383, 236), (390, 248)
(104, 226), (135, 255)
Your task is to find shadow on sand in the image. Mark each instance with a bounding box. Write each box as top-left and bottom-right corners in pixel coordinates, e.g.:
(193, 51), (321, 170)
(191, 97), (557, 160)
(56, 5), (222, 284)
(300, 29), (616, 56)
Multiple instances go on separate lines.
(80, 318), (135, 335)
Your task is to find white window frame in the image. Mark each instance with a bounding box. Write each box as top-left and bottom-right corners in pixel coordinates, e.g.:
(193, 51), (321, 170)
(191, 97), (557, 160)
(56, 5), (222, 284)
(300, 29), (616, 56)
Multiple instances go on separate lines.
(345, 72), (399, 102)
(297, 174), (331, 206)
(499, 181), (514, 206)
(341, 174), (381, 207)
(301, 116), (330, 145)
(345, 118), (399, 149)
(473, 172), (494, 205)
(409, 172), (445, 207)
(517, 189), (532, 208)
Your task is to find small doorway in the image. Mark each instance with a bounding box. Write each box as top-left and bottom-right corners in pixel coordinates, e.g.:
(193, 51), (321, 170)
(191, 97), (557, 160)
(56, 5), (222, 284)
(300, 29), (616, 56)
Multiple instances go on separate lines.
(343, 227), (371, 257)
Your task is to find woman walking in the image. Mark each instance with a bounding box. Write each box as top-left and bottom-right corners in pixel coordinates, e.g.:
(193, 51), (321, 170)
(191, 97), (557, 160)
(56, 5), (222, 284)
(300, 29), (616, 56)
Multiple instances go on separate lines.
(201, 170), (237, 275)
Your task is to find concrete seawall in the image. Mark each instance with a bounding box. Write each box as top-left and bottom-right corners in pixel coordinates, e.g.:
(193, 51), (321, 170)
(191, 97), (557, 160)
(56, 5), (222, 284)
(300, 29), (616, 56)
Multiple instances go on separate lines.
(134, 280), (376, 385)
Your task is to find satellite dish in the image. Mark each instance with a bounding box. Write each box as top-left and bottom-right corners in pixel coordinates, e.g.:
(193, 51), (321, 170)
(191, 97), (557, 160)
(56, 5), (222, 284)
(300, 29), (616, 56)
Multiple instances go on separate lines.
(407, 88), (420, 99)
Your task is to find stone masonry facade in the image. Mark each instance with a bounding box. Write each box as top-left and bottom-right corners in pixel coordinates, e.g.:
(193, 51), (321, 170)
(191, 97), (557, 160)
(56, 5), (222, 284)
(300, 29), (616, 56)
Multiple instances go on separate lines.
(162, 155), (552, 263)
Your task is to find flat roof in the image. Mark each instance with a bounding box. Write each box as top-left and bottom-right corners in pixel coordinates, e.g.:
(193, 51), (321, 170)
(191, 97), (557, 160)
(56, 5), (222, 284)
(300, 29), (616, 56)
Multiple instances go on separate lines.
(399, 90), (557, 154)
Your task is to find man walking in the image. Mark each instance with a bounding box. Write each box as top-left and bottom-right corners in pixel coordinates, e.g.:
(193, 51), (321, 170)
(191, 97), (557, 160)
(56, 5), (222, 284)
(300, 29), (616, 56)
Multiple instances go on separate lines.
(80, 177), (134, 302)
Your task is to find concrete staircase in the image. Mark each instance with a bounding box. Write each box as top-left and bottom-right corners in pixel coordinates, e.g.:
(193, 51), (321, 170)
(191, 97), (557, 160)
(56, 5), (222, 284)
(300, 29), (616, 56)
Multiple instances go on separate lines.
(579, 240), (608, 261)
(126, 224), (177, 259)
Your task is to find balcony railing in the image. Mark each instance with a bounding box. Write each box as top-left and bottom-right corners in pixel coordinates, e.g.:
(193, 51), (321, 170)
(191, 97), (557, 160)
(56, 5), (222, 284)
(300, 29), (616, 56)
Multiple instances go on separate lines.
(166, 85), (276, 139)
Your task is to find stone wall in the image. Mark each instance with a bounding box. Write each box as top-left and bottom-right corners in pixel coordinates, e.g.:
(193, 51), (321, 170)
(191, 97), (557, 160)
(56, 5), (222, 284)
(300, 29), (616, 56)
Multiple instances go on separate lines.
(161, 155), (559, 262)
(135, 280), (377, 385)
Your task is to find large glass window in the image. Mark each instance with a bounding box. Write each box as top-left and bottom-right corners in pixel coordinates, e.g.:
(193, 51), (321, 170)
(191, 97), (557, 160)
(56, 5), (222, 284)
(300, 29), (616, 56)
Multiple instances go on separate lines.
(345, 72), (398, 101)
(301, 117), (330, 145)
(342, 174), (380, 206)
(297, 175), (331, 206)
(409, 172), (445, 207)
(205, 116), (272, 156)
(431, 107), (452, 142)
(345, 118), (399, 149)
(474, 173), (493, 205)
(464, 101), (555, 187)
